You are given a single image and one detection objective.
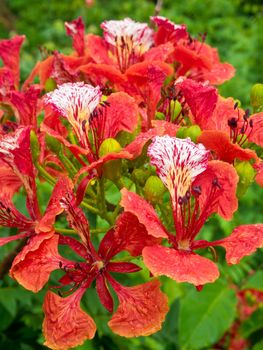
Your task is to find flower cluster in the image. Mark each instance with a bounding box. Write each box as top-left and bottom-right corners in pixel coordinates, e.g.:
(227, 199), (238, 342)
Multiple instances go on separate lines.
(0, 15), (262, 350)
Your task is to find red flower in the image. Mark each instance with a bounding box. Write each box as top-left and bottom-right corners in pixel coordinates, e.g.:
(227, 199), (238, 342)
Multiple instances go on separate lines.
(42, 191), (168, 349)
(120, 136), (240, 286)
(65, 17), (85, 57)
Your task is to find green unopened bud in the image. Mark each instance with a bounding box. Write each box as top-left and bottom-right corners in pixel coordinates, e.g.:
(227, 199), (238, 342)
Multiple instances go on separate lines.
(30, 130), (40, 164)
(170, 100), (182, 121)
(144, 175), (166, 203)
(99, 138), (122, 180)
(176, 126), (187, 139)
(132, 168), (151, 186)
(45, 134), (62, 154)
(235, 161), (255, 197)
(250, 83), (263, 113)
(184, 125), (201, 143)
(116, 131), (135, 147)
(176, 125), (201, 142)
(45, 78), (57, 92)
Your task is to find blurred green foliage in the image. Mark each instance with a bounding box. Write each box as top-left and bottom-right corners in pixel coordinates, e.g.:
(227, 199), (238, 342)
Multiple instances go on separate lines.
(0, 0), (263, 349)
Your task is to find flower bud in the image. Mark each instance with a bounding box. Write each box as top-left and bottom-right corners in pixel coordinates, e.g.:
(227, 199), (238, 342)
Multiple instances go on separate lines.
(176, 125), (201, 142)
(30, 130), (40, 164)
(132, 168), (151, 186)
(144, 175), (166, 204)
(45, 78), (57, 92)
(99, 138), (122, 180)
(170, 100), (182, 121)
(235, 161), (255, 197)
(116, 131), (135, 147)
(250, 83), (263, 113)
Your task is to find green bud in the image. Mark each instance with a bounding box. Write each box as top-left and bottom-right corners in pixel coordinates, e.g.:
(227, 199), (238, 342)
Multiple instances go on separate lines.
(176, 126), (187, 139)
(170, 100), (182, 121)
(235, 161), (255, 197)
(30, 131), (40, 164)
(116, 131), (135, 147)
(184, 125), (201, 143)
(132, 168), (151, 186)
(250, 83), (263, 113)
(99, 138), (122, 180)
(144, 175), (166, 203)
(45, 78), (57, 92)
(45, 134), (62, 154)
(155, 111), (165, 120)
(176, 125), (201, 143)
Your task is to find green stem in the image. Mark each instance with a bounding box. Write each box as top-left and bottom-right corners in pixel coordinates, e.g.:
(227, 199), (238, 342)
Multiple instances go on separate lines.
(36, 164), (56, 185)
(54, 227), (76, 234)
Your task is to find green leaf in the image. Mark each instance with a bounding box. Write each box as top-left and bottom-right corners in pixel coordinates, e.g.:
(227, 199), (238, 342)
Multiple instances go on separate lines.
(252, 340), (263, 350)
(0, 289), (17, 317)
(240, 307), (263, 338)
(242, 271), (263, 291)
(178, 281), (237, 350)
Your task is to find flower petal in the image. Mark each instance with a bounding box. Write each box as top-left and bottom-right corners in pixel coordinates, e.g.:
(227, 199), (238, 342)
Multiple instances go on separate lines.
(65, 17), (85, 56)
(193, 160), (238, 220)
(198, 130), (258, 163)
(103, 92), (138, 138)
(36, 176), (73, 233)
(108, 279), (168, 337)
(43, 290), (96, 350)
(214, 224), (263, 264)
(249, 112), (263, 147)
(143, 245), (219, 286)
(98, 212), (160, 260)
(120, 189), (167, 238)
(10, 233), (64, 292)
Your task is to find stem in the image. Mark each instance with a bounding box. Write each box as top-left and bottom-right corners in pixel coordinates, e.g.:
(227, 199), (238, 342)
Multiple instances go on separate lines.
(54, 227), (76, 234)
(154, 0), (163, 16)
(36, 164), (56, 185)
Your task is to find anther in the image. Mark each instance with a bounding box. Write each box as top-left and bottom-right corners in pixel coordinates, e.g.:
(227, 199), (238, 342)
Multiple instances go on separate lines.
(212, 177), (221, 189)
(192, 185), (202, 196)
(228, 118), (237, 128)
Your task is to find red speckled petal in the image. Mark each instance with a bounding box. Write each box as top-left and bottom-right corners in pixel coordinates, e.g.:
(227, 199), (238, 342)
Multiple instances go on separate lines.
(143, 245), (219, 286)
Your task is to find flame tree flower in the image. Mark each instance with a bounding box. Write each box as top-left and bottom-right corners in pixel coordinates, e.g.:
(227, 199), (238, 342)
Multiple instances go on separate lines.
(120, 136), (263, 287)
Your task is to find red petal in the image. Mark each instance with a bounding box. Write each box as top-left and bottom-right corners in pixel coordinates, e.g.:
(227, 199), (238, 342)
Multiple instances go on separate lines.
(214, 224), (263, 264)
(200, 62), (235, 85)
(96, 274), (113, 312)
(107, 262), (141, 273)
(43, 290), (96, 350)
(0, 232), (29, 247)
(176, 78), (218, 124)
(36, 176), (73, 233)
(193, 160), (239, 220)
(108, 279), (168, 337)
(0, 164), (22, 196)
(65, 17), (85, 56)
(120, 189), (167, 238)
(144, 42), (174, 61)
(103, 92), (138, 138)
(249, 112), (263, 147)
(80, 63), (125, 85)
(254, 162), (263, 187)
(198, 130), (258, 163)
(86, 34), (112, 64)
(143, 245), (219, 285)
(9, 86), (41, 129)
(10, 233), (65, 292)
(98, 212), (161, 260)
(0, 35), (25, 86)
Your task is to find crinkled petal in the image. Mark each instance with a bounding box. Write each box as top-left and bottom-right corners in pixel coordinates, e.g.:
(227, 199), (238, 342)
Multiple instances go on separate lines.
(98, 211), (161, 260)
(120, 189), (167, 238)
(176, 78), (218, 124)
(65, 17), (85, 56)
(249, 112), (263, 147)
(214, 224), (263, 264)
(143, 245), (219, 285)
(108, 279), (168, 337)
(0, 35), (25, 86)
(10, 233), (65, 292)
(193, 160), (238, 220)
(151, 16), (187, 45)
(198, 130), (258, 163)
(36, 176), (73, 233)
(199, 62), (235, 85)
(103, 92), (138, 138)
(43, 289), (96, 350)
